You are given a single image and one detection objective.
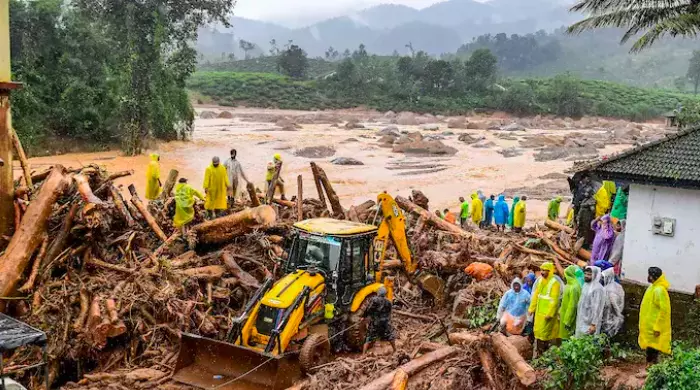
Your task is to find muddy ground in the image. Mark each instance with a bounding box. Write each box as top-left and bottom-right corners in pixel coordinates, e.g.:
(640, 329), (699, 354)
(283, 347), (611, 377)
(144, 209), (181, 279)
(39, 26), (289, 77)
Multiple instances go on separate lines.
(21, 106), (670, 225)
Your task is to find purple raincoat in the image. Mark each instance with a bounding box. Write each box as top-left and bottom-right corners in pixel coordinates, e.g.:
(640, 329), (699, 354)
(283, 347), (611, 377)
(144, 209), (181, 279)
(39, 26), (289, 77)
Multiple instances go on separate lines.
(590, 215), (616, 263)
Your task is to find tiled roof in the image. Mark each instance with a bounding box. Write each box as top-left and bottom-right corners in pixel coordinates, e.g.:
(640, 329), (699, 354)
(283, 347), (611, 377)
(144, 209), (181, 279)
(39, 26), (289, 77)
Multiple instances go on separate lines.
(578, 126), (700, 189)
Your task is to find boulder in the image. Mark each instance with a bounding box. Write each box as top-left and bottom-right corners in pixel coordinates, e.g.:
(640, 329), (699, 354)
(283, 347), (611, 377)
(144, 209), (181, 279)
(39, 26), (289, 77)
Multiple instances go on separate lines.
(498, 147), (523, 158)
(331, 157), (364, 166)
(345, 118), (365, 129)
(467, 122), (482, 129)
(217, 111), (234, 119)
(276, 118), (301, 131)
(383, 111), (397, 120)
(534, 146), (598, 162)
(396, 112), (419, 126)
(199, 110), (217, 119)
(411, 190), (430, 210)
(417, 114), (437, 125)
(422, 124), (440, 131)
(424, 134), (445, 141)
(392, 139), (458, 156)
(378, 134), (398, 147)
(447, 117), (469, 129)
(471, 140), (497, 149)
(441, 131), (455, 136)
(377, 126), (400, 137)
(458, 133), (485, 144)
(341, 138), (359, 143)
(294, 146), (336, 158)
(395, 131), (424, 145)
(501, 122), (526, 132)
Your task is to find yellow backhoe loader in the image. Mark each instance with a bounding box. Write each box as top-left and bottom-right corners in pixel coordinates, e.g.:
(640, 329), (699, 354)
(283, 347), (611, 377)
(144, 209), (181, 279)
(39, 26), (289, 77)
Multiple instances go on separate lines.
(173, 193), (444, 390)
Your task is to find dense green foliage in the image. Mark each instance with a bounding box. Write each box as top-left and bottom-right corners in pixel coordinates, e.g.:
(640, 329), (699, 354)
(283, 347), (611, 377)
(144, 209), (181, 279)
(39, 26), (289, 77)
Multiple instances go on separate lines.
(198, 56), (337, 78)
(9, 0), (233, 155)
(457, 32), (562, 72)
(645, 344), (700, 390)
(277, 45), (310, 79)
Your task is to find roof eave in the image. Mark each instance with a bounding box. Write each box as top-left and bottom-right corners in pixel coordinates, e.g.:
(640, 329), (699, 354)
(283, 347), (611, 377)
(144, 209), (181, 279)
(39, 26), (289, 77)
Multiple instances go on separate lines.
(590, 170), (700, 190)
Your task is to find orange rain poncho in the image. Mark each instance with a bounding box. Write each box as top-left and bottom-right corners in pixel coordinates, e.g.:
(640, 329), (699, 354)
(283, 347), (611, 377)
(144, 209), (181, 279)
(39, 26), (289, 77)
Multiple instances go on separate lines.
(145, 153), (161, 200)
(203, 163), (229, 210)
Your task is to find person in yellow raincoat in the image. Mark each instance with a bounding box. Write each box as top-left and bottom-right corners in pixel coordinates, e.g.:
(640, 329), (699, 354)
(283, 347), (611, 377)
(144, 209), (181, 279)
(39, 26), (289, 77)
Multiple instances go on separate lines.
(266, 153), (286, 200)
(203, 156), (230, 218)
(513, 196), (527, 232)
(594, 184), (611, 218)
(145, 153), (162, 200)
(470, 193), (483, 226)
(173, 178), (204, 234)
(639, 267), (671, 365)
(528, 262), (561, 354)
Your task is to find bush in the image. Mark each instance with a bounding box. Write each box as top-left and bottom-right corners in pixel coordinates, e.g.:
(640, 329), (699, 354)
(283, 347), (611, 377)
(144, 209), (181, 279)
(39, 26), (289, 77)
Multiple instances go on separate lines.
(535, 335), (611, 390)
(645, 345), (700, 390)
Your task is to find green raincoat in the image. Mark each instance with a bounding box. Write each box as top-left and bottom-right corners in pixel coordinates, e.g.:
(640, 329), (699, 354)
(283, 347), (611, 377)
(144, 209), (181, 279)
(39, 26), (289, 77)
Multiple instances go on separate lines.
(507, 196), (520, 227)
(559, 265), (582, 339)
(547, 197), (562, 221)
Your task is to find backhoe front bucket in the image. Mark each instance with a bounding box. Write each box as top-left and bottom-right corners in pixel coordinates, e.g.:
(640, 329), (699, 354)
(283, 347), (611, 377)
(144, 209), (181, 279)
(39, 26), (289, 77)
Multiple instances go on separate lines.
(173, 333), (301, 390)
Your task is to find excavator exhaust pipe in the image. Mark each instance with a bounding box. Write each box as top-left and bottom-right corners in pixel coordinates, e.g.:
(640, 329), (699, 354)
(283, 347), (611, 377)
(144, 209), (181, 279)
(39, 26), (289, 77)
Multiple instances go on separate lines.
(173, 333), (301, 390)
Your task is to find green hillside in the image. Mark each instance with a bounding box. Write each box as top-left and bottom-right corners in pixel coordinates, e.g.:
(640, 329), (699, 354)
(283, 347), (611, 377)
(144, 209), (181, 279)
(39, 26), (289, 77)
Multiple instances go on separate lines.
(197, 57), (337, 79)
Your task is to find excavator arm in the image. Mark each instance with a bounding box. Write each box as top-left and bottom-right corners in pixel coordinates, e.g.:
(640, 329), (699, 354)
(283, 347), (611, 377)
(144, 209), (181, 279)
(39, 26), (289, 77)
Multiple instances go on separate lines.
(373, 193), (445, 305)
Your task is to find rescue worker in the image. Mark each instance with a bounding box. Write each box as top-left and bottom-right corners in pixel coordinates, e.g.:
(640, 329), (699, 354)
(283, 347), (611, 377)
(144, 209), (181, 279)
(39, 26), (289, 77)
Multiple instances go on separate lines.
(639, 267), (671, 365)
(507, 196), (520, 228)
(459, 196), (470, 229)
(203, 156), (229, 219)
(513, 196), (527, 232)
(145, 153), (162, 200)
(547, 196), (563, 221)
(362, 286), (397, 354)
(443, 208), (457, 224)
(528, 262), (561, 355)
(601, 268), (625, 338)
(470, 193), (483, 227)
(577, 188), (597, 249)
(594, 182), (611, 218)
(575, 266), (605, 336)
(173, 178), (204, 235)
(494, 194), (509, 232)
(610, 185), (629, 224)
(590, 215), (616, 263)
(559, 265), (582, 340)
(266, 153), (286, 200)
(497, 278), (531, 335)
(483, 194), (495, 228)
(609, 220), (626, 277)
(224, 148), (250, 205)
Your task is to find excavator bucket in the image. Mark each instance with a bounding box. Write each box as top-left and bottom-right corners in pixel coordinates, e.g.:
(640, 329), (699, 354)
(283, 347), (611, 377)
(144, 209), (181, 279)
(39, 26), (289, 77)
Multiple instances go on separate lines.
(173, 333), (301, 390)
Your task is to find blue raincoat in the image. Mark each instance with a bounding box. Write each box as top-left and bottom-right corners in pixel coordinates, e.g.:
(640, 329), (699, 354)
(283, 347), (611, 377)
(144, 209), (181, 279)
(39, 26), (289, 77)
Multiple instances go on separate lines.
(494, 195), (509, 226)
(497, 278), (532, 319)
(523, 272), (536, 294)
(484, 197), (495, 226)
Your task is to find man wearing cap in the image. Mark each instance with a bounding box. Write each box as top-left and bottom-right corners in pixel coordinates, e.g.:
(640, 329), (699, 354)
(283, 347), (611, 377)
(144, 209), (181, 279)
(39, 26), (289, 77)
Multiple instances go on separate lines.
(266, 153), (286, 200)
(528, 262), (562, 354)
(362, 286), (397, 354)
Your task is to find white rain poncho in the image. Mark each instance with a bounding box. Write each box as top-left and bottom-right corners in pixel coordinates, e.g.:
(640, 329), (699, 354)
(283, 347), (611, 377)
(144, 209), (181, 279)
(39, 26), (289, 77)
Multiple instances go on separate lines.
(601, 268), (625, 337)
(575, 266), (606, 336)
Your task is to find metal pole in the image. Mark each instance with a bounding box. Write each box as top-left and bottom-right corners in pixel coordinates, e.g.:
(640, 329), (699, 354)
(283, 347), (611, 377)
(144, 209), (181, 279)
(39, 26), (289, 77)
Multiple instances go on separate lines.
(1, 351), (6, 390)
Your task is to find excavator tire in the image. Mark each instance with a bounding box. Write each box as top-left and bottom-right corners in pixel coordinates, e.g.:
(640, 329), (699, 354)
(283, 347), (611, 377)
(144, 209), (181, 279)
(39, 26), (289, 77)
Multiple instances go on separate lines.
(299, 333), (331, 373)
(346, 294), (373, 351)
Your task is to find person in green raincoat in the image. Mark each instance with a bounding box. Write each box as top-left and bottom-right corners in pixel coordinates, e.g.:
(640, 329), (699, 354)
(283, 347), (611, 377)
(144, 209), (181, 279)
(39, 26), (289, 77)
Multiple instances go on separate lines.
(639, 267), (672, 365)
(611, 185), (629, 223)
(575, 267), (585, 287)
(508, 196), (520, 228)
(145, 153), (162, 200)
(559, 265), (582, 340)
(203, 156), (230, 218)
(547, 197), (563, 221)
(528, 262), (561, 354)
(173, 178), (204, 234)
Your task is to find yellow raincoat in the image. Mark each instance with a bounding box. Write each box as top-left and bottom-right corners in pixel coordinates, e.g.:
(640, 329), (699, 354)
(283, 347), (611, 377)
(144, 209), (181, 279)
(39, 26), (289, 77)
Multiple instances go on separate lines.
(594, 186), (611, 218)
(173, 183), (204, 227)
(639, 274), (672, 355)
(470, 193), (483, 224)
(203, 163), (230, 210)
(513, 199), (526, 228)
(566, 207), (574, 226)
(145, 153), (161, 200)
(529, 262), (561, 341)
(603, 181), (617, 197)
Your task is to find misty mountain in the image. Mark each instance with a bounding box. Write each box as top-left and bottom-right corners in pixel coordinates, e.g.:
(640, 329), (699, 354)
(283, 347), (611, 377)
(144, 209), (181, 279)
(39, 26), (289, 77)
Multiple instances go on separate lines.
(196, 0), (581, 58)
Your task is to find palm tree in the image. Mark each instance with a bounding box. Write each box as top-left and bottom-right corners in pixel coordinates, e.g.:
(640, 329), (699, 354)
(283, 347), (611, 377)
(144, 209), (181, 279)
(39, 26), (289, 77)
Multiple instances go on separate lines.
(568, 0), (700, 51)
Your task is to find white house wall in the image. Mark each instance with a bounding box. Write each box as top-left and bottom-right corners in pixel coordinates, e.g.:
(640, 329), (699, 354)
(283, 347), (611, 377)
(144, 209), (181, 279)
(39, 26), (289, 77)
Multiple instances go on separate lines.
(623, 184), (700, 294)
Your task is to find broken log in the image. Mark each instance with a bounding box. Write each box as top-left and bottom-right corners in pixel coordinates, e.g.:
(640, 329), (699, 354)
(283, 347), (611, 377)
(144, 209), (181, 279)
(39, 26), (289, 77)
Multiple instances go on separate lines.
(93, 170), (133, 196)
(309, 162), (328, 212)
(311, 162), (345, 219)
(17, 234), (49, 293)
(265, 161), (283, 205)
(108, 185), (135, 227)
(448, 332), (488, 346)
(159, 169), (179, 200)
(86, 257), (135, 275)
(578, 248), (591, 261)
(396, 195), (469, 237)
(390, 369), (408, 390)
(105, 298), (126, 337)
(297, 175), (303, 222)
(11, 129), (32, 188)
(73, 288), (90, 331)
(506, 335), (533, 360)
(43, 202), (79, 270)
(177, 265), (226, 281)
(0, 166), (69, 311)
(128, 184), (168, 241)
(153, 232), (181, 258)
(192, 205), (276, 245)
(74, 174), (104, 205)
(272, 198), (296, 208)
(358, 346), (458, 390)
(479, 349), (502, 390)
(221, 252), (261, 289)
(545, 219), (574, 234)
(491, 332), (536, 387)
(246, 182), (260, 207)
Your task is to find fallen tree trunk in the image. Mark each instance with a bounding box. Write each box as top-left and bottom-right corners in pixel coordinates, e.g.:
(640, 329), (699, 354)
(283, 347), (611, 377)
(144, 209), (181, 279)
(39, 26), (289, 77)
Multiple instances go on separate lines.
(448, 332), (488, 346)
(396, 195), (469, 237)
(11, 129), (32, 188)
(358, 346), (458, 390)
(0, 166), (69, 311)
(159, 169), (179, 200)
(479, 349), (502, 390)
(192, 205), (276, 245)
(17, 234), (49, 293)
(177, 265), (226, 281)
(309, 162), (328, 213)
(43, 202), (79, 272)
(491, 332), (536, 387)
(390, 369), (408, 390)
(311, 162), (345, 219)
(297, 175), (303, 222)
(246, 182), (260, 207)
(128, 184), (168, 241)
(272, 198), (296, 208)
(74, 174), (104, 205)
(93, 170), (133, 196)
(108, 185), (135, 227)
(506, 335), (533, 360)
(578, 248), (591, 261)
(545, 219), (574, 234)
(221, 252), (261, 289)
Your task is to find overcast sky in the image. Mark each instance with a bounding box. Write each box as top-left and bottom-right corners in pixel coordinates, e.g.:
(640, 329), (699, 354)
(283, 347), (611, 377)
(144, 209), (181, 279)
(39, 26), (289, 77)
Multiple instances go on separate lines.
(233, 0), (451, 26)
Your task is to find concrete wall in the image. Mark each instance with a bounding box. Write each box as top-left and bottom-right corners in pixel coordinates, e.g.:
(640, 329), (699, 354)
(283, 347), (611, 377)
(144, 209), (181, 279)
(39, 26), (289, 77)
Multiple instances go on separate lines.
(623, 184), (700, 294)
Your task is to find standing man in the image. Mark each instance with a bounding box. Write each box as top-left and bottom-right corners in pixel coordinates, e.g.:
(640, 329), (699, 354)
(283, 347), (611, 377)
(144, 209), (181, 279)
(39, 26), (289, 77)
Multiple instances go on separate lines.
(470, 193), (483, 228)
(266, 153), (286, 200)
(528, 262), (561, 355)
(459, 196), (470, 229)
(610, 184), (629, 225)
(483, 195), (495, 229)
(173, 178), (204, 235)
(224, 149), (250, 205)
(203, 156), (229, 219)
(145, 153), (162, 200)
(547, 196), (562, 221)
(513, 196), (527, 232)
(575, 266), (605, 336)
(362, 286), (397, 354)
(508, 196), (520, 229)
(601, 268), (625, 338)
(494, 195), (509, 232)
(639, 267), (671, 366)
(559, 265), (582, 340)
(577, 188), (597, 249)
